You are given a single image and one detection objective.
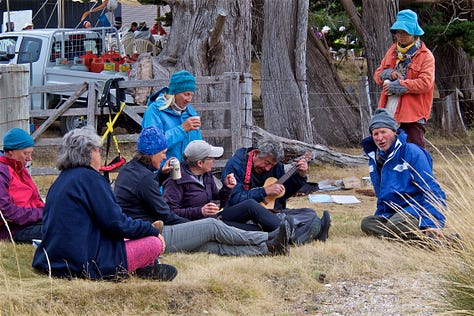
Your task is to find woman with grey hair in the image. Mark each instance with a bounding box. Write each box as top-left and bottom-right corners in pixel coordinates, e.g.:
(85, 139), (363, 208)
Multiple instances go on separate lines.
(32, 126), (177, 281)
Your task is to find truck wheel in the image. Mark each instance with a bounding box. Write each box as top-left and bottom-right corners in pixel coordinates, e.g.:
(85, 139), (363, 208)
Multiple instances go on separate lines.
(60, 116), (87, 134)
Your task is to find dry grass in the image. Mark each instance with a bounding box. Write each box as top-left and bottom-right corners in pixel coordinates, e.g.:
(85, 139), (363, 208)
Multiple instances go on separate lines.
(1, 135), (473, 314)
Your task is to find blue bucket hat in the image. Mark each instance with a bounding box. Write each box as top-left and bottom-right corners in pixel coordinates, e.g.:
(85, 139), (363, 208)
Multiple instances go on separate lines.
(137, 126), (168, 155)
(3, 128), (34, 150)
(390, 9), (424, 36)
(168, 70), (196, 95)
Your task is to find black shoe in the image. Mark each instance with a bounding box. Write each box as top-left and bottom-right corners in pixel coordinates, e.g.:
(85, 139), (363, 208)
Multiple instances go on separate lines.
(316, 210), (331, 242)
(135, 263), (177, 281)
(266, 220), (290, 256)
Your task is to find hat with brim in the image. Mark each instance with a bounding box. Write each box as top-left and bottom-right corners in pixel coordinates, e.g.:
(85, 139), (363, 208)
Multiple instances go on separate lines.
(390, 9), (424, 36)
(184, 140), (224, 162)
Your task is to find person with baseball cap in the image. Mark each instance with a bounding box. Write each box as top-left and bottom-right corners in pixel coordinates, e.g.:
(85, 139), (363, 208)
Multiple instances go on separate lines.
(142, 70), (201, 166)
(0, 128), (43, 243)
(360, 109), (446, 241)
(374, 9), (434, 148)
(114, 127), (292, 256)
(162, 140), (286, 233)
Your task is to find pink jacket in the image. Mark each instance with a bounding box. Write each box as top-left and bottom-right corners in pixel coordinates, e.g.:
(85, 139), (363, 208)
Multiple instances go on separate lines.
(0, 156), (43, 239)
(373, 42), (435, 123)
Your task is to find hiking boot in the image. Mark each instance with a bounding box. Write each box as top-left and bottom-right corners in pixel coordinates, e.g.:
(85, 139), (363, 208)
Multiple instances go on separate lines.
(135, 262), (177, 281)
(316, 210), (331, 242)
(266, 219), (290, 256)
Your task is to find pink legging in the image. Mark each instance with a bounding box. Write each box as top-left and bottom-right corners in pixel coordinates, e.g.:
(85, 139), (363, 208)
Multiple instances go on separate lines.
(125, 236), (164, 272)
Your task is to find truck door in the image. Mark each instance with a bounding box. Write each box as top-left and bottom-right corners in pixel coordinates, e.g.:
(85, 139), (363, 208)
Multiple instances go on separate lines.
(17, 36), (46, 110)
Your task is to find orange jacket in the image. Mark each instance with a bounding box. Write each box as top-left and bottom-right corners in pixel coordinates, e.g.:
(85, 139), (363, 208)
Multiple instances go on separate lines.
(373, 42), (435, 123)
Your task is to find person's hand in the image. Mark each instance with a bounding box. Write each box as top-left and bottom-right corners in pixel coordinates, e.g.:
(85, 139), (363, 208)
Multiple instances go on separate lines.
(161, 158), (174, 174)
(181, 116), (201, 132)
(423, 227), (443, 238)
(201, 202), (220, 217)
(295, 158), (308, 177)
(158, 234), (166, 253)
(224, 173), (236, 189)
(265, 183), (285, 197)
(390, 71), (402, 80)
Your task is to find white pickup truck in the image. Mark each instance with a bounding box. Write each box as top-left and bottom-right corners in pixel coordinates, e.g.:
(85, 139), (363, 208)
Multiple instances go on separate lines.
(0, 27), (134, 133)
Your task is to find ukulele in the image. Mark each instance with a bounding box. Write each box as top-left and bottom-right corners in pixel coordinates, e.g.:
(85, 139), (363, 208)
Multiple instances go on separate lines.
(259, 152), (313, 210)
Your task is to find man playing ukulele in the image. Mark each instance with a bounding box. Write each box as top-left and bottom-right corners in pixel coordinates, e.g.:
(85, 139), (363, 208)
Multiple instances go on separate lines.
(221, 138), (331, 243)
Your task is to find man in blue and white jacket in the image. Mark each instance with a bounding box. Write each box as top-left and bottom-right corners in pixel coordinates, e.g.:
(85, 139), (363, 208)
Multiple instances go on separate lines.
(361, 109), (446, 240)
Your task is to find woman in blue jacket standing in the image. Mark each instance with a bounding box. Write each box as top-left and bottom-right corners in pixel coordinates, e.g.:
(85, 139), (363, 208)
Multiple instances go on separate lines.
(360, 109), (446, 240)
(32, 126), (176, 281)
(142, 70), (202, 165)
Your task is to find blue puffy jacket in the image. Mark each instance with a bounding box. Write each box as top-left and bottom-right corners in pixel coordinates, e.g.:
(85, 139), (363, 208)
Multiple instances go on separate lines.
(221, 147), (307, 209)
(142, 87), (202, 164)
(361, 130), (446, 229)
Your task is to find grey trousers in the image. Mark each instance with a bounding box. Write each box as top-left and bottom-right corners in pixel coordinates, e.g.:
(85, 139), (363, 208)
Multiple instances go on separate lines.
(162, 218), (270, 256)
(361, 212), (420, 240)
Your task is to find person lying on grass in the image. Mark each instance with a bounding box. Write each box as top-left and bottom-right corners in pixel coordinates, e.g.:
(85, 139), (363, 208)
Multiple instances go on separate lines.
(114, 126), (291, 257)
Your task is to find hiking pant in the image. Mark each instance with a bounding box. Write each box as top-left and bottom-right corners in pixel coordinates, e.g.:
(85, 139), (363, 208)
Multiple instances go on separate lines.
(361, 212), (420, 240)
(220, 199), (281, 232)
(162, 218), (269, 256)
(13, 223), (42, 244)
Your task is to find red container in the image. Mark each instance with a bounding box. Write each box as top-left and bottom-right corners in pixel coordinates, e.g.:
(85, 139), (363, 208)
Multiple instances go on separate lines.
(90, 57), (105, 73)
(80, 50), (97, 69)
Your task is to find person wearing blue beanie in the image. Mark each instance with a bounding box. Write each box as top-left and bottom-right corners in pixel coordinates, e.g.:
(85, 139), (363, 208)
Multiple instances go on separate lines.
(113, 128), (291, 257)
(137, 126), (168, 156)
(142, 70), (202, 166)
(3, 127), (35, 151)
(0, 127), (43, 243)
(374, 9), (434, 148)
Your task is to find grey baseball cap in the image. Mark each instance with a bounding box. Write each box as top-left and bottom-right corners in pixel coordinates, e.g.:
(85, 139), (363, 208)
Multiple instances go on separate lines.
(184, 140), (224, 162)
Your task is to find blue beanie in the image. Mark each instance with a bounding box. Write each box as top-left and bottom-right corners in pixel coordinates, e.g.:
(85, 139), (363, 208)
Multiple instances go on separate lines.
(137, 126), (168, 155)
(369, 109), (397, 133)
(168, 70), (196, 95)
(390, 9), (424, 36)
(3, 128), (34, 150)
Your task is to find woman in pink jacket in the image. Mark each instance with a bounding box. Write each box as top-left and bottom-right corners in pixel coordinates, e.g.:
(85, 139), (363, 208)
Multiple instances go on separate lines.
(374, 9), (435, 148)
(0, 128), (43, 243)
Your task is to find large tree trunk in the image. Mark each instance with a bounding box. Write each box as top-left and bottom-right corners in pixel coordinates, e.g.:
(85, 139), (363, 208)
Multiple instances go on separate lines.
(341, 0), (398, 108)
(306, 29), (362, 145)
(260, 0), (313, 143)
(149, 0), (252, 151)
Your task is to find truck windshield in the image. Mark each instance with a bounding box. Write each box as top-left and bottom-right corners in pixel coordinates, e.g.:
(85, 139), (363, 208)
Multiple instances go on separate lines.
(0, 37), (16, 62)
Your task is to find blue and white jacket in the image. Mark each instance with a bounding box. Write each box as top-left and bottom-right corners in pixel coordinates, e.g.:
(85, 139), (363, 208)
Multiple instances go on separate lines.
(361, 130), (446, 229)
(142, 87), (202, 164)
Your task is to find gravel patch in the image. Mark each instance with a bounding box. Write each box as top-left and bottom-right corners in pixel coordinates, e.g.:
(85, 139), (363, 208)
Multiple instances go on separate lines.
(291, 273), (441, 315)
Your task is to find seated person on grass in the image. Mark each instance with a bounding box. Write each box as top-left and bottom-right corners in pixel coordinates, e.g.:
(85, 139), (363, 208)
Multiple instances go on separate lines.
(0, 128), (42, 243)
(32, 126), (176, 281)
(221, 138), (331, 243)
(113, 126), (291, 256)
(360, 109), (446, 240)
(162, 139), (282, 232)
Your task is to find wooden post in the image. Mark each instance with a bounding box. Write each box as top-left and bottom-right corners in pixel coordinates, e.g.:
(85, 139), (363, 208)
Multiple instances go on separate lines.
(0, 64), (30, 147)
(358, 76), (371, 138)
(226, 72), (242, 153)
(240, 72), (253, 148)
